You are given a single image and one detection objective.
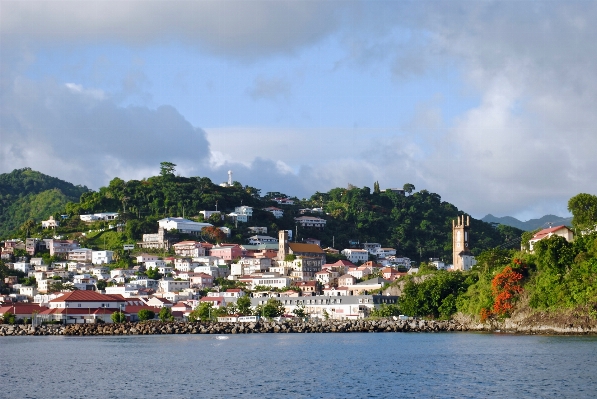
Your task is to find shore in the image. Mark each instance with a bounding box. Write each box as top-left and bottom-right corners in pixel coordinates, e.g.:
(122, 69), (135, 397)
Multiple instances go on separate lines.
(2, 317), (597, 336)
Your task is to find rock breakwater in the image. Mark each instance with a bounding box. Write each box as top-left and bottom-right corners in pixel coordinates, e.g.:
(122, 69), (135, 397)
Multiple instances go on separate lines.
(1, 319), (465, 337)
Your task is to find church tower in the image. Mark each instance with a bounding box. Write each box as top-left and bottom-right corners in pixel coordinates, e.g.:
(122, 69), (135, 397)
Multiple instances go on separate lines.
(278, 230), (289, 261)
(452, 215), (471, 270)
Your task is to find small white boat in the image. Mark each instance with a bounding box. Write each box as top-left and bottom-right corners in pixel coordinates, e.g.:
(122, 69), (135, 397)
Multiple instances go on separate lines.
(215, 336), (229, 340)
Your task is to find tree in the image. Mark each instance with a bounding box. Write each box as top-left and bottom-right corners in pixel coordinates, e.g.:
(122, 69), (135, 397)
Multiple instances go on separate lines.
(373, 181), (380, 194)
(159, 162), (177, 178)
(145, 267), (162, 280)
(158, 307), (174, 322)
(137, 309), (155, 321)
(96, 280), (107, 291)
(261, 298), (285, 319)
(189, 302), (214, 322)
(236, 295), (252, 316)
(403, 183), (415, 195)
(292, 304), (307, 318)
(202, 226), (226, 243)
(2, 312), (16, 324)
(568, 193), (597, 232)
(111, 311), (126, 323)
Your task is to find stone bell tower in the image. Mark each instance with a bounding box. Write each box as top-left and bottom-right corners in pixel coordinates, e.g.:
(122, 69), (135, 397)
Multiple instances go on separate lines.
(452, 215), (471, 271)
(278, 230), (289, 261)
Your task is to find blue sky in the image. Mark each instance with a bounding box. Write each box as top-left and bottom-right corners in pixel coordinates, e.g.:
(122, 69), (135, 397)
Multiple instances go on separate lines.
(2, 1), (597, 220)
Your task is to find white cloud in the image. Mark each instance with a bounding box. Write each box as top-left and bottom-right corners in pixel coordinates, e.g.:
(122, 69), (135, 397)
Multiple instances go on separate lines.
(0, 77), (211, 189)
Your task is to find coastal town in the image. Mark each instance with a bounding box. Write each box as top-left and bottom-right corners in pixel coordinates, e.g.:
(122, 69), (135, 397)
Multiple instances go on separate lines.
(0, 196), (575, 326)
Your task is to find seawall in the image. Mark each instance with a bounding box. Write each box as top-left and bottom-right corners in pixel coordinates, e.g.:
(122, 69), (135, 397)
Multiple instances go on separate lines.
(2, 317), (596, 337)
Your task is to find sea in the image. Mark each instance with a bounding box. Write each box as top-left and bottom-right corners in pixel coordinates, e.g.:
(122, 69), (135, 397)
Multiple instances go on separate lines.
(1, 332), (596, 399)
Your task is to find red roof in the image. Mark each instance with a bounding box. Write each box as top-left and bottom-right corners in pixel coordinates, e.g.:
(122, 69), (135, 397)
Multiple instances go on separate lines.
(532, 225), (571, 240)
(49, 290), (126, 303)
(226, 288), (242, 292)
(0, 304), (48, 315)
(333, 260), (355, 266)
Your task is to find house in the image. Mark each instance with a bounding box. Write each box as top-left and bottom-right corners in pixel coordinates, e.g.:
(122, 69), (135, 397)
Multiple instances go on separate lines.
(231, 257), (271, 276)
(250, 294), (399, 320)
(263, 207), (284, 218)
(47, 239), (80, 257)
(338, 274), (357, 287)
(248, 226), (268, 234)
(293, 281), (320, 295)
(138, 227), (171, 250)
(294, 216), (326, 229)
(247, 235), (278, 245)
(210, 244), (244, 261)
(341, 249), (369, 264)
(199, 210), (221, 220)
(41, 216), (59, 229)
(381, 267), (403, 280)
(136, 254), (158, 263)
(352, 277), (388, 295)
(172, 241), (207, 257)
(199, 296), (227, 307)
(234, 206), (253, 217)
(189, 273), (214, 288)
(239, 273), (292, 290)
(68, 248), (92, 263)
(158, 217), (213, 234)
(143, 296), (173, 308)
(0, 303), (48, 321)
(273, 198), (295, 205)
(158, 279), (190, 293)
(80, 212), (119, 222)
(40, 290), (127, 324)
(92, 250), (114, 265)
(362, 242), (382, 254)
(528, 225), (575, 252)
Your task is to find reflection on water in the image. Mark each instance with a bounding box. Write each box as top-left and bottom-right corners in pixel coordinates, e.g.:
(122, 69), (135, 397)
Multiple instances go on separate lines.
(1, 332), (596, 398)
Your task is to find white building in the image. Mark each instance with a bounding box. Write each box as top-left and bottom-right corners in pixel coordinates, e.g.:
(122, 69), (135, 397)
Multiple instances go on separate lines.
(158, 217), (213, 234)
(92, 250), (114, 265)
(294, 216), (326, 228)
(199, 210), (221, 220)
(263, 207), (284, 218)
(158, 279), (190, 293)
(80, 212), (119, 222)
(528, 225), (575, 252)
(68, 248), (93, 263)
(247, 235), (278, 245)
(341, 249), (369, 264)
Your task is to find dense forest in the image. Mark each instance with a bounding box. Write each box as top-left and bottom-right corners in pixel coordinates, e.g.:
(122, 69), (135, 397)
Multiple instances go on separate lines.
(0, 168), (89, 237)
(2, 163), (522, 262)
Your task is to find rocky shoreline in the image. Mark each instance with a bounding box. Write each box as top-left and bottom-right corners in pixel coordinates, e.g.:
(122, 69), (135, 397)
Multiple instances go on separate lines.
(2, 317), (597, 337)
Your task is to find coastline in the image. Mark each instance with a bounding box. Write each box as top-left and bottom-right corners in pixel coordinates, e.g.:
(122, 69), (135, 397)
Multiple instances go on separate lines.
(2, 317), (597, 337)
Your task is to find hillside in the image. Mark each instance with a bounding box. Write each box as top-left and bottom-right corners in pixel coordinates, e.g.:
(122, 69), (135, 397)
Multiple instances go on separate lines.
(0, 168), (89, 237)
(12, 164), (522, 262)
(481, 213), (572, 231)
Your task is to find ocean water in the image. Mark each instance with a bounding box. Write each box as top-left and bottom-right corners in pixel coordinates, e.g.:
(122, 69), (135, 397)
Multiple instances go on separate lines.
(1, 332), (596, 399)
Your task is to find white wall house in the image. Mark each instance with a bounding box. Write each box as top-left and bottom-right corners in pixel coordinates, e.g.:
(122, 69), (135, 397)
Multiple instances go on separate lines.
(341, 249), (369, 264)
(158, 217), (213, 234)
(294, 216), (326, 229)
(263, 207), (284, 218)
(92, 250), (114, 265)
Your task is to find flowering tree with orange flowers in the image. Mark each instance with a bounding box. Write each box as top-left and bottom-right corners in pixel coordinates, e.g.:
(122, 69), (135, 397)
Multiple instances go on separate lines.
(480, 260), (525, 322)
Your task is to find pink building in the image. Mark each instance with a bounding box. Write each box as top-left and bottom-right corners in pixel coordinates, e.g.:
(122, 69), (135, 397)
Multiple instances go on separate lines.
(209, 244), (245, 261)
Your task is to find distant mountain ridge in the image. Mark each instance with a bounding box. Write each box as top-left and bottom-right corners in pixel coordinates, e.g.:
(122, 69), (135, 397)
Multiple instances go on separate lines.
(481, 214), (573, 231)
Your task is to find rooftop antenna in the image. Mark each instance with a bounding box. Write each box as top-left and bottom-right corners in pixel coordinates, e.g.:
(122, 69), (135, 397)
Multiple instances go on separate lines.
(228, 170), (233, 186)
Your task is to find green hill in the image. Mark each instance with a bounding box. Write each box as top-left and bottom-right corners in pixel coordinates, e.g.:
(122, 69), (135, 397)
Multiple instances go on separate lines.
(58, 164), (522, 262)
(0, 168), (89, 237)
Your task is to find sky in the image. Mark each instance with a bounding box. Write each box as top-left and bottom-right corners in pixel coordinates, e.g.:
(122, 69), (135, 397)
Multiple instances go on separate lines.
(2, 1), (597, 221)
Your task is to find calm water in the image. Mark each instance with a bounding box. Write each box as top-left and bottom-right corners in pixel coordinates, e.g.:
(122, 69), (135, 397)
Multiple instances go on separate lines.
(1, 332), (596, 399)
